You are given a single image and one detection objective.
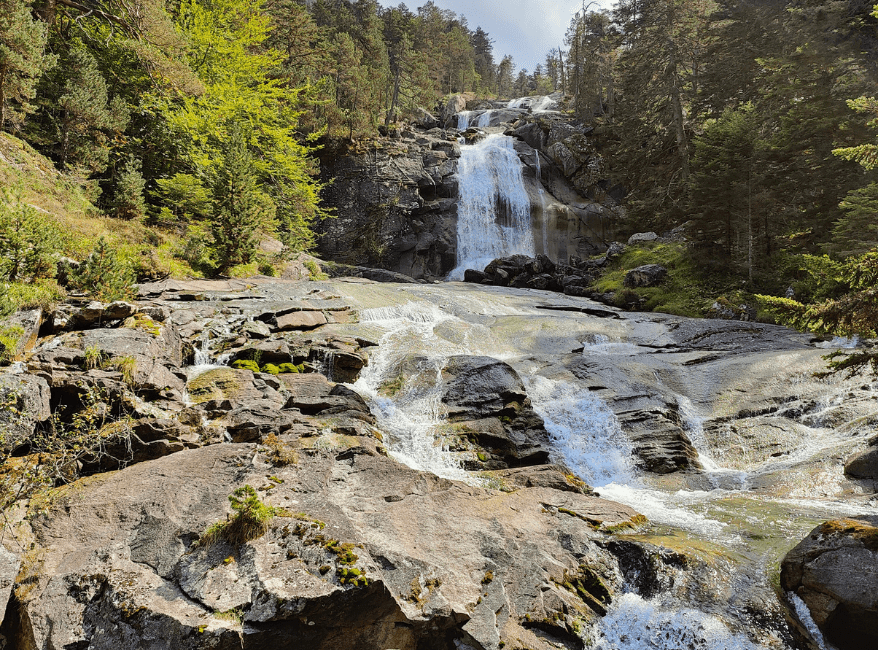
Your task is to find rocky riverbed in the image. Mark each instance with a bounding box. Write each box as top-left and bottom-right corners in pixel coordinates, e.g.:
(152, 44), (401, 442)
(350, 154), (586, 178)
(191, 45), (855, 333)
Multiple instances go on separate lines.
(1, 277), (876, 649)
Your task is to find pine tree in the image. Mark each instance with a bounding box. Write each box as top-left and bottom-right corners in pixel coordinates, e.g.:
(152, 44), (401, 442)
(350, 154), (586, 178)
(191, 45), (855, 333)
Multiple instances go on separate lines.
(831, 183), (878, 257)
(210, 125), (268, 273)
(112, 155), (147, 220)
(0, 0), (54, 132)
(72, 237), (136, 301)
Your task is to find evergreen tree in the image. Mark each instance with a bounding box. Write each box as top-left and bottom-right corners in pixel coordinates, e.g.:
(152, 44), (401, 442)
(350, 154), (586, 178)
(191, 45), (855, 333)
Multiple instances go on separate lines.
(832, 183), (878, 257)
(210, 125), (270, 273)
(72, 237), (136, 301)
(31, 40), (128, 173)
(690, 104), (770, 280)
(111, 155), (147, 220)
(0, 0), (54, 132)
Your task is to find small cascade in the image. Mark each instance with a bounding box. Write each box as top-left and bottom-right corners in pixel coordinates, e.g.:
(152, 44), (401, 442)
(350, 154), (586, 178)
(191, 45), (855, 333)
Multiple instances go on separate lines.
(677, 395), (748, 488)
(506, 95), (558, 112)
(593, 593), (763, 650)
(476, 110), (493, 127)
(352, 302), (476, 481)
(787, 592), (828, 650)
(447, 133), (536, 280)
(187, 321), (234, 380)
(457, 111), (472, 130)
(527, 375), (635, 487)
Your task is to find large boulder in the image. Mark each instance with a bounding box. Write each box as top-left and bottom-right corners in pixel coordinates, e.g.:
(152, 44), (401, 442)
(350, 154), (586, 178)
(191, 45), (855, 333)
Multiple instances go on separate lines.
(440, 355), (552, 467)
(623, 264), (667, 288)
(781, 517), (878, 650)
(6, 443), (645, 650)
(844, 437), (878, 480)
(0, 373), (51, 451)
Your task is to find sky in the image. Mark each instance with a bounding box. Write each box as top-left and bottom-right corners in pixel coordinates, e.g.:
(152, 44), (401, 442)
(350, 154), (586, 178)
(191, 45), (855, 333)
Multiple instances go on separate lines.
(377, 0), (613, 74)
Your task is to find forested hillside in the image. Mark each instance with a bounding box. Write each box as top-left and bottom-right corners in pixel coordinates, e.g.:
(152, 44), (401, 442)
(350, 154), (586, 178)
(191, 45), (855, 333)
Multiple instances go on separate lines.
(2, 0), (878, 347)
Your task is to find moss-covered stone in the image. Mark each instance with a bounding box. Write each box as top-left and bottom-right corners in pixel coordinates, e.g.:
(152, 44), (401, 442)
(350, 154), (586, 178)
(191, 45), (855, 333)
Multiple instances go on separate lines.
(187, 368), (243, 404)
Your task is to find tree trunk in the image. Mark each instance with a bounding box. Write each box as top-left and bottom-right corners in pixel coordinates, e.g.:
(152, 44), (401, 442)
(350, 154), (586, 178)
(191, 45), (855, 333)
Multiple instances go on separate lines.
(0, 65), (7, 132)
(666, 0), (689, 182)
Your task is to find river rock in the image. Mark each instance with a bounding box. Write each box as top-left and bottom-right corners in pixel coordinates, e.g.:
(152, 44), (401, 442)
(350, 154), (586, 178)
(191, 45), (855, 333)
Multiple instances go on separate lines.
(623, 264), (668, 288)
(781, 517), (878, 650)
(0, 373), (51, 451)
(844, 437), (878, 479)
(440, 355), (552, 467)
(617, 407), (701, 474)
(5, 442), (645, 650)
(627, 232), (658, 245)
(316, 131), (459, 280)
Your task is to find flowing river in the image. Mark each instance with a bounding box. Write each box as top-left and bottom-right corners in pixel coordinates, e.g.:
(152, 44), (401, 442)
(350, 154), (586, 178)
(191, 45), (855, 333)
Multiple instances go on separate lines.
(322, 98), (878, 648)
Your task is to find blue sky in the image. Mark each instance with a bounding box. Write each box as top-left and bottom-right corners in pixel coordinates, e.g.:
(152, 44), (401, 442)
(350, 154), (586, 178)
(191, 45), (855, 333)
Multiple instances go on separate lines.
(377, 0), (614, 74)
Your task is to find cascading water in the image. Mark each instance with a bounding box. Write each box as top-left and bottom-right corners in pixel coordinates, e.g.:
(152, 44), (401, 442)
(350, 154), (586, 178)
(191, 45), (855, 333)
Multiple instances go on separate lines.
(447, 133), (535, 280)
(457, 111), (472, 130)
(352, 302), (492, 481)
(476, 110), (493, 127)
(506, 95), (558, 112)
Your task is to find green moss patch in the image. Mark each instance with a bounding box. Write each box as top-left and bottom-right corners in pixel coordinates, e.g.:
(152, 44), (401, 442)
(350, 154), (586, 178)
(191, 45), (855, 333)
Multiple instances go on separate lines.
(187, 368), (242, 404)
(592, 242), (714, 317)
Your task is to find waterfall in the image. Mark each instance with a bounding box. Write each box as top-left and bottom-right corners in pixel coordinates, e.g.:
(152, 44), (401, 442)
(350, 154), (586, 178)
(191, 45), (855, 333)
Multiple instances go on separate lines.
(506, 95), (558, 112)
(457, 111), (472, 130)
(477, 110), (492, 127)
(447, 133), (536, 280)
(527, 375), (635, 487)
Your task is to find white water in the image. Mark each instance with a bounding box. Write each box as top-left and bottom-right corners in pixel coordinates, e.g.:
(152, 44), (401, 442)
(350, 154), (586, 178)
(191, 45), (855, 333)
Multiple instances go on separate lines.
(447, 133), (535, 280)
(187, 321), (233, 381)
(352, 302), (484, 481)
(507, 95), (558, 112)
(594, 593), (764, 650)
(476, 110), (493, 127)
(527, 375), (635, 486)
(787, 592), (828, 650)
(457, 111), (472, 130)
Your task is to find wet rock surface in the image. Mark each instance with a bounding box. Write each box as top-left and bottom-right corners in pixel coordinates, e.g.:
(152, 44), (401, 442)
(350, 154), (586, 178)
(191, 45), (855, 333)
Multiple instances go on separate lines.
(782, 517), (878, 650)
(2, 277), (867, 649)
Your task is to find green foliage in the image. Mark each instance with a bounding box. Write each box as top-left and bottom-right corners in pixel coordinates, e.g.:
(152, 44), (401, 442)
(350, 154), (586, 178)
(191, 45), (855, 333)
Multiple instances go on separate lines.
(102, 355), (137, 386)
(198, 484), (279, 547)
(833, 96), (878, 171)
(0, 186), (62, 282)
(592, 242), (713, 317)
(231, 359), (260, 373)
(0, 0), (55, 131)
(209, 124), (274, 273)
(756, 249), (878, 375)
(0, 325), (23, 364)
(152, 173), (211, 222)
(833, 183), (878, 257)
(0, 279), (65, 319)
(111, 155), (147, 220)
(31, 39), (128, 174)
(276, 363), (302, 374)
(71, 236), (136, 301)
(261, 363), (280, 375)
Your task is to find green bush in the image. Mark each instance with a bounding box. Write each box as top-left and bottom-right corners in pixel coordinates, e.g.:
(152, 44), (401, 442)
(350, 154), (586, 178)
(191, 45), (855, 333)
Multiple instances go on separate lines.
(198, 485), (279, 547)
(276, 363), (302, 374)
(261, 363), (280, 375)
